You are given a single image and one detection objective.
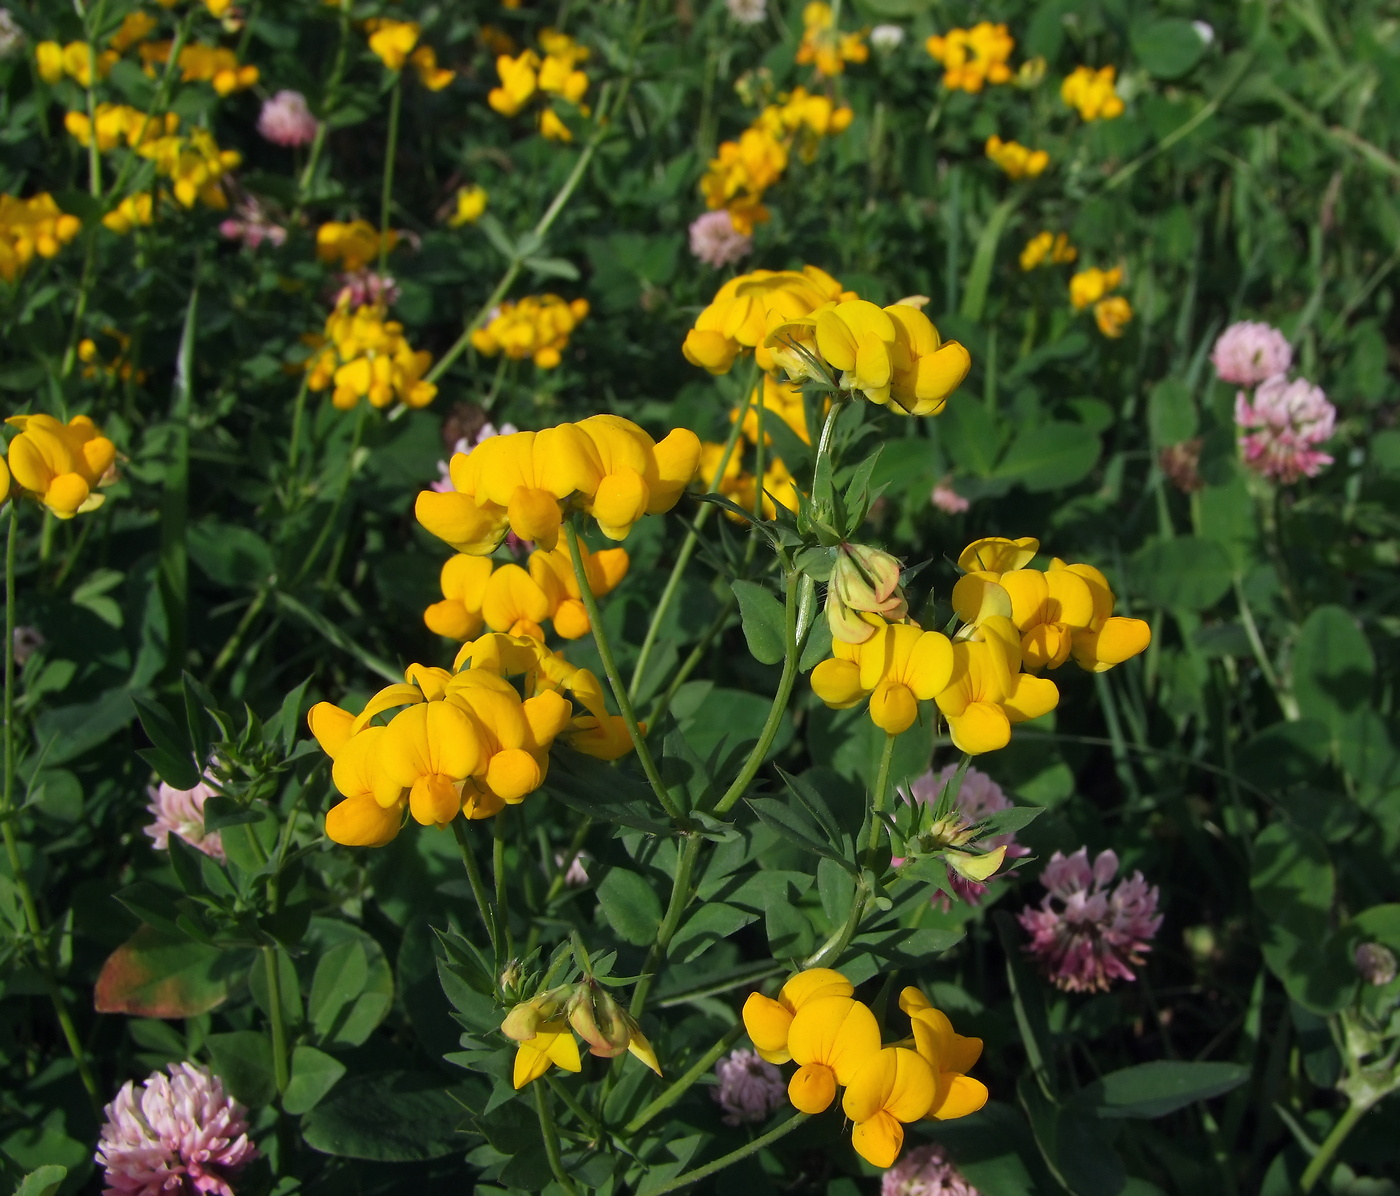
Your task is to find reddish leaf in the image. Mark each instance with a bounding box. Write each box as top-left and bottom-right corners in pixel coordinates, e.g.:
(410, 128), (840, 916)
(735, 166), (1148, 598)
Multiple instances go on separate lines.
(95, 924), (246, 1018)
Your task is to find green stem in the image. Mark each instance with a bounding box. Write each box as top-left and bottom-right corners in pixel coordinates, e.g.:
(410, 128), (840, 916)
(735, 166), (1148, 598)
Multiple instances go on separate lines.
(1233, 576), (1299, 720)
(863, 732), (896, 865)
(285, 372), (311, 477)
(562, 520), (684, 824)
(263, 946), (290, 1095)
(207, 587), (271, 683)
(297, 1), (351, 207)
(643, 1112), (810, 1194)
(493, 811), (514, 958)
(452, 818), (500, 961)
(543, 817), (592, 906)
(378, 76), (403, 276)
(1300, 1099), (1372, 1193)
(712, 569), (803, 815)
(624, 1022), (745, 1134)
(628, 833), (701, 1017)
(532, 1081), (579, 1195)
(802, 888), (870, 969)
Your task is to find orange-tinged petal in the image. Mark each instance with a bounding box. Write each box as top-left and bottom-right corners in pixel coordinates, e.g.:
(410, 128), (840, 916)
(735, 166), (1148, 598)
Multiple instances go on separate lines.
(788, 1062), (837, 1113)
(507, 486), (563, 549)
(946, 702), (1011, 755)
(779, 968), (855, 1010)
(325, 792), (403, 846)
(1073, 616), (1150, 672)
(850, 1110), (904, 1168)
(928, 1072), (988, 1120)
(743, 992), (794, 1061)
(788, 996), (880, 1084)
(1044, 567), (1095, 629)
(1003, 673), (1059, 724)
(482, 564), (551, 633)
(811, 658), (867, 708)
(350, 683), (425, 734)
(415, 490), (509, 554)
(485, 747), (543, 802)
(591, 468), (650, 538)
(870, 680), (918, 735)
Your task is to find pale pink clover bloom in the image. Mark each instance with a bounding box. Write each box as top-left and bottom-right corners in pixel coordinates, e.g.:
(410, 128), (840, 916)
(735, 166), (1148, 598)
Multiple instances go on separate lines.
(1210, 320), (1292, 386)
(145, 779), (224, 862)
(931, 478), (969, 514)
(551, 849), (592, 888)
(689, 210), (753, 269)
(1234, 375), (1335, 483)
(712, 1049), (786, 1126)
(896, 765), (1029, 908)
(218, 198), (287, 251)
(257, 90), (318, 147)
(1018, 847), (1162, 992)
(333, 269), (400, 309)
(882, 1143), (981, 1196)
(96, 1062), (257, 1196)
(725, 0), (767, 25)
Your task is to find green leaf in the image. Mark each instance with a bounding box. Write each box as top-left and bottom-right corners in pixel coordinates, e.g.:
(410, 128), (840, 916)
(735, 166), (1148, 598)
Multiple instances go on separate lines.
(304, 921), (393, 1047)
(995, 912), (1057, 1094)
(1131, 18), (1208, 80)
(746, 797), (857, 872)
(283, 1045), (348, 1115)
(206, 1030), (277, 1107)
(1019, 1075), (1128, 1196)
(132, 694), (201, 790)
(992, 421), (1101, 492)
(309, 940), (369, 1042)
(798, 614), (833, 673)
(596, 867), (663, 946)
(1130, 536), (1233, 610)
(939, 394), (1001, 477)
(1291, 606), (1375, 737)
(765, 898), (814, 957)
(187, 520), (274, 588)
(961, 196), (1017, 323)
(731, 580), (786, 665)
(975, 805), (1045, 839)
(15, 1165), (68, 1196)
(301, 1071), (474, 1161)
(668, 902), (757, 964)
(94, 924), (247, 1017)
(1147, 378), (1197, 446)
(1075, 1061), (1248, 1119)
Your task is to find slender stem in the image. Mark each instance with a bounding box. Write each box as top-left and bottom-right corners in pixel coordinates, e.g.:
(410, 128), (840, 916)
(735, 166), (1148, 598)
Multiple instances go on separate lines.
(493, 810), (514, 957)
(285, 373), (311, 477)
(452, 818), (500, 961)
(1300, 1099), (1372, 1193)
(628, 833), (701, 1017)
(562, 520), (684, 824)
(643, 1112), (810, 1194)
(297, 1), (351, 207)
(713, 569), (802, 815)
(863, 732), (896, 865)
(802, 887), (870, 969)
(532, 1082), (579, 1195)
(378, 76), (403, 276)
(625, 1022), (745, 1134)
(207, 587), (271, 683)
(1233, 576), (1300, 720)
(544, 817), (592, 905)
(263, 947), (291, 1095)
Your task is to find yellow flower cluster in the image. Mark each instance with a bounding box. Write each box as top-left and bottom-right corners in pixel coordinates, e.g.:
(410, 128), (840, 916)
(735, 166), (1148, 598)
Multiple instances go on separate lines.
(0, 193), (82, 283)
(103, 193), (155, 235)
(698, 376), (810, 522)
(64, 105), (178, 154)
(415, 416), (701, 555)
(1070, 266), (1133, 338)
(504, 980), (661, 1090)
(143, 128), (241, 209)
(700, 89), (853, 234)
(469, 295), (590, 369)
(985, 135), (1048, 180)
(743, 970), (986, 1168)
(795, 2), (869, 78)
(487, 29), (589, 142)
(448, 185), (488, 226)
(305, 300), (437, 411)
(811, 536), (1149, 751)
(1062, 65), (1125, 121)
(1019, 230), (1077, 272)
(35, 41), (117, 87)
(2, 414), (116, 519)
(138, 41), (258, 94)
(363, 19), (455, 89)
(925, 23), (1014, 93)
(315, 220), (397, 272)
(425, 540), (629, 642)
(307, 632), (634, 845)
(109, 11), (158, 54)
(78, 329), (146, 384)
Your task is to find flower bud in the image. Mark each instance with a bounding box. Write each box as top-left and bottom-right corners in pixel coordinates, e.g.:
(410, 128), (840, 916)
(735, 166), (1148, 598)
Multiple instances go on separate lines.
(567, 981), (632, 1058)
(1355, 942), (1398, 987)
(945, 844), (1006, 884)
(501, 984), (573, 1042)
(828, 543), (908, 645)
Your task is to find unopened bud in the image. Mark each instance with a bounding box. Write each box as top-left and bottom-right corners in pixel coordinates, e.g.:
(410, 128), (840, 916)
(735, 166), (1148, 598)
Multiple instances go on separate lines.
(927, 813), (976, 850)
(834, 544), (904, 611)
(1355, 942), (1398, 987)
(826, 587), (879, 645)
(501, 984), (573, 1042)
(568, 981), (632, 1058)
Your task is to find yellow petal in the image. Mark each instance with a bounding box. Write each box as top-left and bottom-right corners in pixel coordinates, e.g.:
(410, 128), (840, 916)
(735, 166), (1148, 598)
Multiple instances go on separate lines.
(850, 1110), (904, 1168)
(928, 1072), (988, 1120)
(742, 992), (794, 1059)
(788, 1062), (837, 1114)
(325, 792), (403, 847)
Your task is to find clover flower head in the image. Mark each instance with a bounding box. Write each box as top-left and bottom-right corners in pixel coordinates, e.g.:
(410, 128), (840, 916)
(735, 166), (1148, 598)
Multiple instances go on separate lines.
(0, 9), (23, 58)
(257, 89), (317, 147)
(725, 0), (767, 25)
(900, 765), (1029, 906)
(1017, 847), (1161, 992)
(1234, 374), (1335, 483)
(931, 478), (969, 514)
(870, 25), (906, 52)
(145, 778), (224, 861)
(1210, 320), (1292, 386)
(333, 268), (400, 309)
(218, 197), (287, 252)
(553, 849), (591, 888)
(689, 209), (753, 269)
(712, 1048), (786, 1125)
(96, 1062), (257, 1196)
(882, 1143), (981, 1196)
(1355, 942), (1397, 987)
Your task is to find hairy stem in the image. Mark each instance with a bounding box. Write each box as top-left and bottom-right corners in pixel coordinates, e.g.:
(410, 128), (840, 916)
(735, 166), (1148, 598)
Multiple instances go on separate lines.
(532, 1081), (579, 1195)
(452, 819), (500, 962)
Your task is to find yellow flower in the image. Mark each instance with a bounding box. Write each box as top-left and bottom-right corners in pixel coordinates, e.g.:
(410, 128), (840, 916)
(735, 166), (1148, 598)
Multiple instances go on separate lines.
(470, 295), (588, 369)
(448, 184), (488, 226)
(316, 219), (397, 271)
(1068, 266), (1123, 310)
(786, 996), (881, 1113)
(1049, 559), (1151, 672)
(5, 413), (116, 519)
(409, 44), (455, 90)
(985, 135), (1048, 180)
(842, 1047), (937, 1167)
(36, 41), (118, 87)
(102, 193), (155, 235)
(795, 2), (869, 78)
(810, 622), (955, 735)
(957, 536), (1039, 576)
(305, 299), (436, 412)
(1062, 64), (1125, 121)
(505, 980), (659, 1089)
(538, 106), (572, 143)
(925, 22), (1014, 93)
(742, 968), (854, 1065)
(366, 18), (420, 71)
(933, 623), (1059, 754)
(109, 12), (158, 54)
(978, 567), (1097, 672)
(424, 554), (495, 640)
(1095, 295), (1133, 338)
(488, 50), (540, 116)
(511, 1018), (582, 1088)
(900, 987), (989, 1120)
(1019, 230), (1076, 271)
(0, 193), (83, 282)
(528, 541), (629, 639)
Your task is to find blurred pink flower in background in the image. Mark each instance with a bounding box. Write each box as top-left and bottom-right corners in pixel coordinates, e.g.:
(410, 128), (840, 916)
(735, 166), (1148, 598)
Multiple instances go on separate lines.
(333, 268), (400, 309)
(257, 90), (318, 147)
(1018, 847), (1161, 992)
(219, 198), (287, 251)
(882, 1143), (981, 1196)
(689, 210), (753, 269)
(1235, 375), (1335, 483)
(712, 1049), (786, 1125)
(145, 779), (224, 861)
(725, 0), (767, 25)
(898, 765), (1030, 908)
(1210, 320), (1292, 386)
(930, 477), (970, 514)
(96, 1062), (257, 1196)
